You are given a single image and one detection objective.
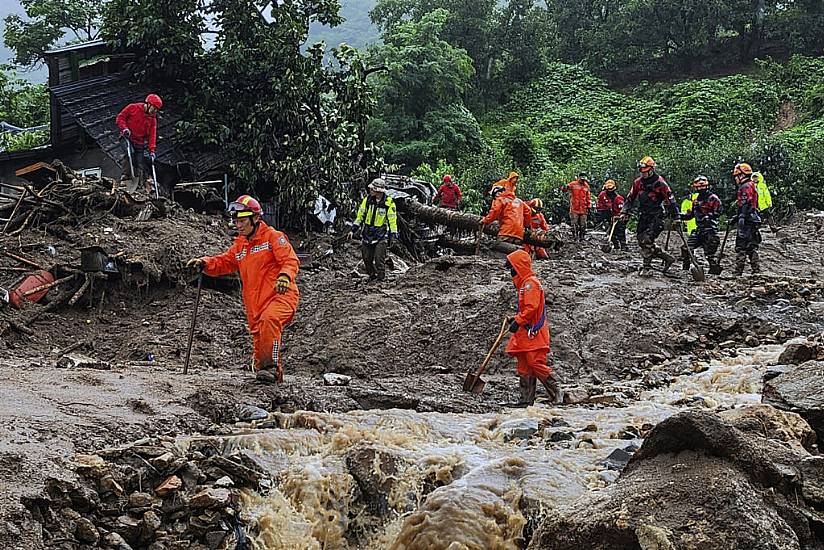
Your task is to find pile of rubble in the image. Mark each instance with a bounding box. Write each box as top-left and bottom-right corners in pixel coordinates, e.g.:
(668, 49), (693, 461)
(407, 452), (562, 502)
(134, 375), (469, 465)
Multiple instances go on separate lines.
(23, 435), (267, 550)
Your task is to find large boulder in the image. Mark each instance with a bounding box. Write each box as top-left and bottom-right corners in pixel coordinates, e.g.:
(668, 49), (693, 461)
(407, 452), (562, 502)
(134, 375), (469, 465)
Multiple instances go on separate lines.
(528, 408), (823, 550)
(763, 360), (824, 443)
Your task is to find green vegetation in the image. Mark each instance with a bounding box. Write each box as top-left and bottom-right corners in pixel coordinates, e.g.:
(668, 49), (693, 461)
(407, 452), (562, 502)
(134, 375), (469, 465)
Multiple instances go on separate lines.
(0, 67), (49, 152)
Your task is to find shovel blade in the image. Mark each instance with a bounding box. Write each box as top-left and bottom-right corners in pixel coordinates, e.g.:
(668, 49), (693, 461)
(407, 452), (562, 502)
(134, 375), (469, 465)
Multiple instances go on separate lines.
(462, 372), (486, 394)
(708, 263), (722, 275)
(600, 243), (612, 253)
(690, 265), (706, 282)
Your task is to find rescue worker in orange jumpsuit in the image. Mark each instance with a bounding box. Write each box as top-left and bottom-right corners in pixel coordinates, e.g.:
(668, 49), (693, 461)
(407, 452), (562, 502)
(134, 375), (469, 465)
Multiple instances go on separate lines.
(561, 173), (592, 242)
(504, 250), (560, 406)
(732, 162), (762, 275)
(187, 195), (300, 384)
(524, 198), (550, 260)
(481, 185), (531, 244)
(494, 171), (520, 194)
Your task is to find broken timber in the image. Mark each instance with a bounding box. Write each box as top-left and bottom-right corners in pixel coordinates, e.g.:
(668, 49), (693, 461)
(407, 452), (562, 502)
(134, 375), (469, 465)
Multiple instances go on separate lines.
(403, 200), (563, 250)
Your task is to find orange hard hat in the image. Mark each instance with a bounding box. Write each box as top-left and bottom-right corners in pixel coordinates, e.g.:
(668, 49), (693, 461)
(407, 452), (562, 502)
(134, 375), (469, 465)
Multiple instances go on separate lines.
(527, 198), (544, 209)
(733, 162), (753, 177)
(603, 179), (616, 190)
(228, 194), (262, 218)
(692, 175), (709, 190)
(638, 156), (656, 174)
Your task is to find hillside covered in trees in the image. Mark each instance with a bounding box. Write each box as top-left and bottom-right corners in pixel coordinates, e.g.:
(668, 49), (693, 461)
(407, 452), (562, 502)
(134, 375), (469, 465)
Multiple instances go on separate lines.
(2, 0), (823, 214)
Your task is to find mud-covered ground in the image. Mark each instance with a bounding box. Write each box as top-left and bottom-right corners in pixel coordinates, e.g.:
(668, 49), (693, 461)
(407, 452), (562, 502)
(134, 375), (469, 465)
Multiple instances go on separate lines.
(2, 199), (824, 549)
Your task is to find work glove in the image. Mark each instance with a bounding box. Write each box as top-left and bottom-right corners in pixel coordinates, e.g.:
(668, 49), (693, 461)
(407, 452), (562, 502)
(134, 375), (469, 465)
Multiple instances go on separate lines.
(276, 274), (291, 294)
(619, 212), (629, 223)
(149, 152), (156, 162)
(508, 319), (520, 333)
(186, 258), (206, 270)
(121, 128), (131, 138)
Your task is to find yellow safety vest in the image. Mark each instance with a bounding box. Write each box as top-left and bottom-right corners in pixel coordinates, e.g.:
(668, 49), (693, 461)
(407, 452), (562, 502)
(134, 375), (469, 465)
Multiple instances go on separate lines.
(680, 194), (698, 235)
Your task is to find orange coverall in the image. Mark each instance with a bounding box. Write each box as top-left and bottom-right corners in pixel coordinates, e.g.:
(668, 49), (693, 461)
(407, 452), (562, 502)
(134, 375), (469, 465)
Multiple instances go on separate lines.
(524, 210), (550, 260)
(482, 190), (531, 241)
(494, 171), (521, 194)
(204, 221), (300, 381)
(505, 250), (551, 382)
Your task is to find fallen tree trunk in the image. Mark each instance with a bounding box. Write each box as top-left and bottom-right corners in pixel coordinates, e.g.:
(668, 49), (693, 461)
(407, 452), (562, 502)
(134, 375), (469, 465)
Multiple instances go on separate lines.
(438, 235), (522, 256)
(403, 201), (563, 249)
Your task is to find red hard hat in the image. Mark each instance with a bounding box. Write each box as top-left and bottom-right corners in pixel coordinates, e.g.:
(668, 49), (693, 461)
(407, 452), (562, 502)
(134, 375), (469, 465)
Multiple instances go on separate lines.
(228, 194), (262, 218)
(443, 175), (452, 184)
(145, 93), (163, 109)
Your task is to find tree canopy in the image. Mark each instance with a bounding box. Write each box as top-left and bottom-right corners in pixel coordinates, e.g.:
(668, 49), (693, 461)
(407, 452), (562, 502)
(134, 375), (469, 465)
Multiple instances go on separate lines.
(3, 0), (105, 68)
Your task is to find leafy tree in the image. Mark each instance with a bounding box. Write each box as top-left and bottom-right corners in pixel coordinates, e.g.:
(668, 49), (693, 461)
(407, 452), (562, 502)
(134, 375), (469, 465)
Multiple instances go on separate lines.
(370, 0), (552, 108)
(102, 0), (205, 84)
(102, 0), (384, 225)
(367, 8), (483, 170)
(3, 0), (105, 68)
(0, 67), (49, 127)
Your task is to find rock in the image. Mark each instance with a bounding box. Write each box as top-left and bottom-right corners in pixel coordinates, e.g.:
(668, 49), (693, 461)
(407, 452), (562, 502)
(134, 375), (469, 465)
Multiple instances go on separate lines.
(616, 425), (641, 440)
(548, 431), (575, 442)
(562, 387), (589, 405)
(74, 454), (106, 472)
(202, 451), (267, 487)
(762, 364), (795, 382)
(115, 514), (141, 542)
(214, 476), (234, 488)
(56, 353), (111, 370)
(345, 446), (400, 517)
(237, 404), (269, 422)
(582, 423), (598, 432)
(720, 404), (816, 453)
(190, 488), (231, 509)
(140, 510), (162, 541)
(763, 360), (824, 442)
(528, 410), (818, 550)
(154, 475), (182, 496)
(777, 343), (816, 365)
(642, 371), (669, 389)
(151, 452), (176, 470)
(75, 517), (99, 544)
(602, 448), (633, 471)
(206, 530), (228, 549)
(127, 492), (153, 511)
(497, 418), (540, 442)
(323, 372), (352, 386)
(744, 335), (761, 347)
(104, 531), (134, 550)
(586, 393), (624, 406)
(800, 456), (824, 505)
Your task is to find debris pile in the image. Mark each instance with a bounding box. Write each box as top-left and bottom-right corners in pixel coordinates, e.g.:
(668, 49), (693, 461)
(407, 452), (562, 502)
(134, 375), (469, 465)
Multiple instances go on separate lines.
(23, 435), (265, 550)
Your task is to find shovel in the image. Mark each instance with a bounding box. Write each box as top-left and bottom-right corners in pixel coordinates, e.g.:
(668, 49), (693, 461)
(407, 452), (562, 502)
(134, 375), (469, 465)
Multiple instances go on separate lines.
(122, 138), (139, 193)
(675, 223), (705, 282)
(150, 156), (160, 199)
(463, 317), (509, 394)
(183, 270), (204, 374)
(709, 223), (733, 275)
(600, 218), (619, 252)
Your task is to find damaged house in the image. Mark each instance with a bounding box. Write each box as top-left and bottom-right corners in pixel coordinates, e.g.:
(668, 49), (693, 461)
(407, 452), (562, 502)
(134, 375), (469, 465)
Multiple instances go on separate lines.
(1, 40), (228, 203)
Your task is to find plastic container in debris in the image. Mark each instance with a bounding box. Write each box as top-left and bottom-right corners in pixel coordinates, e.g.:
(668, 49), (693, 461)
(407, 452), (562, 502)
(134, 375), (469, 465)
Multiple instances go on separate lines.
(10, 269), (54, 309)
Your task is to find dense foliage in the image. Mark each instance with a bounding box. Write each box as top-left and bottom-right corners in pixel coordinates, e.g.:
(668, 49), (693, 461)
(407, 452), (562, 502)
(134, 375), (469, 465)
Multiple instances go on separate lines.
(102, 0), (384, 225)
(3, 0), (104, 67)
(0, 67), (49, 152)
(366, 9), (483, 171)
(435, 55), (824, 220)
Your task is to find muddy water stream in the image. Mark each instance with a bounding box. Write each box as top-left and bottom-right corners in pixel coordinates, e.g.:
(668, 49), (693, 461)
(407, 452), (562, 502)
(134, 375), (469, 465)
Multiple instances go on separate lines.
(185, 344), (786, 549)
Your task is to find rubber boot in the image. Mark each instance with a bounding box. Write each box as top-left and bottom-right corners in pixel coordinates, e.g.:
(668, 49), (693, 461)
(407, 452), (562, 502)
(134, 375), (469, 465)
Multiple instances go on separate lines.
(657, 249), (676, 273)
(734, 252), (746, 276)
(255, 361), (280, 385)
(750, 250), (761, 274)
(680, 246), (691, 271)
(508, 376), (535, 408)
(540, 373), (562, 405)
(640, 257), (653, 277)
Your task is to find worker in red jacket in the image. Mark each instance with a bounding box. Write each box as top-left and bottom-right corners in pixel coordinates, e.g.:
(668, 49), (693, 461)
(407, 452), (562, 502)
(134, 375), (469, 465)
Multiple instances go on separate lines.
(732, 162), (762, 275)
(187, 195), (300, 384)
(434, 174), (462, 210)
(596, 180), (627, 250)
(115, 93), (162, 193)
(524, 198), (550, 260)
(504, 250), (560, 406)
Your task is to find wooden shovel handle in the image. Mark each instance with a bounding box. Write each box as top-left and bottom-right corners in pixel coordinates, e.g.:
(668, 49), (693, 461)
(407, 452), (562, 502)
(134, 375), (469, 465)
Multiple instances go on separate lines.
(473, 317), (509, 381)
